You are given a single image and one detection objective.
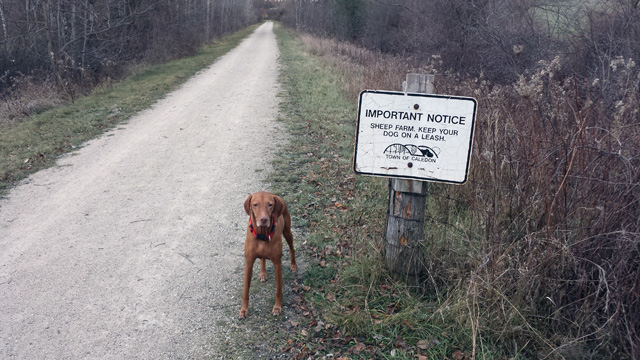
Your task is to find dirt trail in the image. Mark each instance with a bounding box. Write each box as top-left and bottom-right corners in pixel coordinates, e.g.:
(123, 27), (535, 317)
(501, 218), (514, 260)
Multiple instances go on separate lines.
(0, 22), (283, 358)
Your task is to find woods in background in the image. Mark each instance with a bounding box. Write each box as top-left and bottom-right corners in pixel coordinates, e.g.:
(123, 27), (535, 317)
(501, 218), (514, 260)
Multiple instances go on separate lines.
(0, 0), (256, 98)
(275, 0), (639, 84)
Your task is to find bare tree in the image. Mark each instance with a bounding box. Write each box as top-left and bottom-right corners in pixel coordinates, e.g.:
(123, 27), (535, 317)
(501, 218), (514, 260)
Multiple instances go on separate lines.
(0, 0), (257, 94)
(0, 0), (8, 53)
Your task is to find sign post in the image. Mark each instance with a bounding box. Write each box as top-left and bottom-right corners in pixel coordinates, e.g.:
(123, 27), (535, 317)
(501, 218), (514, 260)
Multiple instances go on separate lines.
(353, 74), (477, 275)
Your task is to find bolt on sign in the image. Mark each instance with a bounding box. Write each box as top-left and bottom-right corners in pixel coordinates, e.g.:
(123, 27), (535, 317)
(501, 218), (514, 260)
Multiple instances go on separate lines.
(354, 90), (477, 184)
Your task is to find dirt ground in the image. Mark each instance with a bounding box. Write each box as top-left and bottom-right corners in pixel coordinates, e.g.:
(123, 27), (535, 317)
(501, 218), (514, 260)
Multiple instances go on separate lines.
(0, 22), (297, 359)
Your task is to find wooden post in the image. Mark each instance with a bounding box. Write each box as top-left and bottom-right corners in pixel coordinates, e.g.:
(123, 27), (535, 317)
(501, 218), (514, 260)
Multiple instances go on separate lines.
(385, 74), (434, 276)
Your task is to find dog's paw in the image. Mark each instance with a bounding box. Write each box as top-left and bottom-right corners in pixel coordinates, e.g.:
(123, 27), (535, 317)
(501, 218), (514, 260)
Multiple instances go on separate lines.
(290, 263), (298, 272)
(272, 305), (282, 316)
(239, 308), (248, 319)
(259, 272), (267, 282)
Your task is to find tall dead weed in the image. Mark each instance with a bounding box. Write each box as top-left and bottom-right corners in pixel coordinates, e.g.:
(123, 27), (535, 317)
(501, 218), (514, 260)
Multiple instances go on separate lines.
(298, 33), (640, 358)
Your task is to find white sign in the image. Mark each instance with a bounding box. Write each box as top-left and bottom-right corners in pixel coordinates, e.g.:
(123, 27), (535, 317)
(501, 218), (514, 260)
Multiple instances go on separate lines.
(354, 90), (477, 184)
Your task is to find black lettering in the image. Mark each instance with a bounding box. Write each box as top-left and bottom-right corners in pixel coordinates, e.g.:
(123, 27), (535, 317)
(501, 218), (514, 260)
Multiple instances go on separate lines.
(425, 113), (468, 125)
(371, 123), (393, 130)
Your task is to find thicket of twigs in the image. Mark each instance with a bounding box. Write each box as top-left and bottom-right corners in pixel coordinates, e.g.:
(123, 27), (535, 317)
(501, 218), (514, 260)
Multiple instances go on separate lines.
(284, 0), (639, 357)
(0, 0), (257, 121)
(298, 20), (639, 359)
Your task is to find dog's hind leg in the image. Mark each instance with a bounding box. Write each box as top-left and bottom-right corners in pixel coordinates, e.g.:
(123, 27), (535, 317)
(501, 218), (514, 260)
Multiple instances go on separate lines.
(283, 226), (297, 272)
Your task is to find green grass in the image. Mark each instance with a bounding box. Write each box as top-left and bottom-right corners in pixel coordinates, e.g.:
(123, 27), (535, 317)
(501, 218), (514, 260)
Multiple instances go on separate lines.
(0, 24), (259, 195)
(269, 24), (504, 359)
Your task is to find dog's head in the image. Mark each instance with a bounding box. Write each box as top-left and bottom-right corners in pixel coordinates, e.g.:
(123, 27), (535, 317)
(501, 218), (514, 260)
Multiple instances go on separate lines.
(244, 192), (284, 229)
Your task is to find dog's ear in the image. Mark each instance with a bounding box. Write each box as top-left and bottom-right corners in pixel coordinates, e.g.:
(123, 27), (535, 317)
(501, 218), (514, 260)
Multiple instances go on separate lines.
(272, 195), (284, 219)
(244, 194), (253, 215)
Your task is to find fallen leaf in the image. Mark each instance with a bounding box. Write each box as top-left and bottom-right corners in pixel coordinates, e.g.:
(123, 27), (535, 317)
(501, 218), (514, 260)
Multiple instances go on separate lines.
(301, 329), (308, 336)
(394, 337), (408, 349)
(295, 346), (309, 360)
(289, 320), (298, 327)
(349, 342), (366, 354)
(418, 355), (428, 360)
(327, 292), (336, 301)
(416, 339), (431, 350)
(319, 260), (326, 268)
(386, 304), (397, 314)
(452, 350), (466, 360)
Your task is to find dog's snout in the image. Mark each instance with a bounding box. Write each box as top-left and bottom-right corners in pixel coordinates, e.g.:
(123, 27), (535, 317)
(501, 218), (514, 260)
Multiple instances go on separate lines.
(258, 216), (270, 226)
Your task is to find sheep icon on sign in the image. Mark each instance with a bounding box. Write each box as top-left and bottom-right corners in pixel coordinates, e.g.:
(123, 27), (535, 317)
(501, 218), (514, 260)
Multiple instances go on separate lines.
(353, 90), (477, 184)
(384, 144), (439, 159)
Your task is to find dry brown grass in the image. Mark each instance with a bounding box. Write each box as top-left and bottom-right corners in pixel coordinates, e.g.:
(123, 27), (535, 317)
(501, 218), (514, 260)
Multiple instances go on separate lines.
(297, 32), (640, 358)
(0, 73), (65, 124)
(297, 33), (441, 97)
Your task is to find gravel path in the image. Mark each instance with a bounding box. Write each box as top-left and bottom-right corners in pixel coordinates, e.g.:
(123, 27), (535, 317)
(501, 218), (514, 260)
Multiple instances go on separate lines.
(0, 22), (283, 359)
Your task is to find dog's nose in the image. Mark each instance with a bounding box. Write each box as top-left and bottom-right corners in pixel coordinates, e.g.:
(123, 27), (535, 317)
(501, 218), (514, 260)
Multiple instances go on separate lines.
(258, 217), (269, 226)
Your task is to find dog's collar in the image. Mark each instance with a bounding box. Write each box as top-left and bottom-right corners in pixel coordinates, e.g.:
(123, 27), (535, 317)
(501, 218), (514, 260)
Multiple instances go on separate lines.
(249, 217), (275, 241)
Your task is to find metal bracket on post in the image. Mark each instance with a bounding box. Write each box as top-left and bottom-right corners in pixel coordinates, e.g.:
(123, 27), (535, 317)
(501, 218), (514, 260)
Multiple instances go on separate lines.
(385, 73), (434, 276)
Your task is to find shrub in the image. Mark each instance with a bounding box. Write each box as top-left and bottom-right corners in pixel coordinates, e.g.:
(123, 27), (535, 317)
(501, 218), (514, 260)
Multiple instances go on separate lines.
(296, 33), (639, 358)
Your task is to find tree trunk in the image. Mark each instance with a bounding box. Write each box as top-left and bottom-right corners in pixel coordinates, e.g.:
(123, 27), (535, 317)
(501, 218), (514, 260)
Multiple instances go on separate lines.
(0, 0), (8, 52)
(42, 0), (60, 87)
(206, 0), (211, 40)
(82, 0), (89, 68)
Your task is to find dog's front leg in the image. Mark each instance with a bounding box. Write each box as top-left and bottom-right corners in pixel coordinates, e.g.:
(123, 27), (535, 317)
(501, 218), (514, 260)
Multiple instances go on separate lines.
(259, 258), (267, 282)
(272, 259), (283, 316)
(239, 256), (256, 319)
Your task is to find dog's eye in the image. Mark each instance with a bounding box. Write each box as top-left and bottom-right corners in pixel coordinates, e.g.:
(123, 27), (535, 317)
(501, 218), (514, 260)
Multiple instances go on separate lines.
(268, 203), (273, 207)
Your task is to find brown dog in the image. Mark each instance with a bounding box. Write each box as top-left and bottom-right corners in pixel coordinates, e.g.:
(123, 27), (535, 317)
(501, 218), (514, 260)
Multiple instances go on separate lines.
(239, 191), (297, 319)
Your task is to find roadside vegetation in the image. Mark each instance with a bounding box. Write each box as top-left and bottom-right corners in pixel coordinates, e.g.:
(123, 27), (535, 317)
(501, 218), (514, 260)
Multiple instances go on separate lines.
(0, 0), (256, 113)
(271, 5), (639, 356)
(272, 24), (473, 360)
(0, 25), (258, 194)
